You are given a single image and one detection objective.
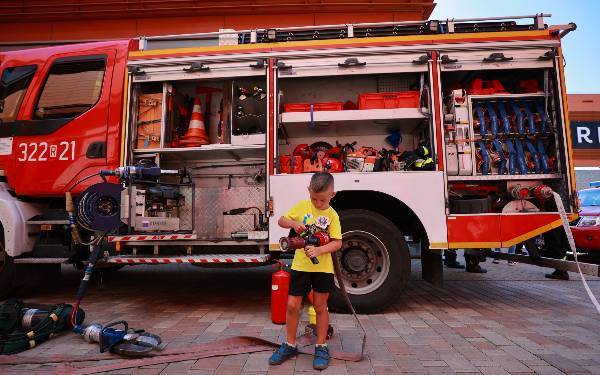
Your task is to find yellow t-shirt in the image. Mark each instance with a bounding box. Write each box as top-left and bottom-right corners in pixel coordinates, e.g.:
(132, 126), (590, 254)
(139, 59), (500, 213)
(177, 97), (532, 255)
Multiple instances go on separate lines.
(284, 199), (342, 273)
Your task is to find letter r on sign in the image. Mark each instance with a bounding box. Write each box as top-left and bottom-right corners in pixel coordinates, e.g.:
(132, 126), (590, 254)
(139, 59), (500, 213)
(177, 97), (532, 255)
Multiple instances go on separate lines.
(576, 127), (592, 143)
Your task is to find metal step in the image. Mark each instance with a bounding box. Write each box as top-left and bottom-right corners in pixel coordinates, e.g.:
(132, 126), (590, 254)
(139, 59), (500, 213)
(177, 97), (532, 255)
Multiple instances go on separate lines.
(26, 219), (69, 225)
(105, 254), (272, 265)
(27, 209), (69, 225)
(14, 258), (69, 264)
(108, 234), (197, 242)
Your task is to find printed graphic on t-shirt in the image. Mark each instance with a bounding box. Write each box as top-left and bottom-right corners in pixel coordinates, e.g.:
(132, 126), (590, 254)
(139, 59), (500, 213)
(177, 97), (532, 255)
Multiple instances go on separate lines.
(284, 199), (342, 274)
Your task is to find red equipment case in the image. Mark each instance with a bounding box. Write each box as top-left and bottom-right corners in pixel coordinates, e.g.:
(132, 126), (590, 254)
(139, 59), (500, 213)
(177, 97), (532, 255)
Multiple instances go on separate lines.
(357, 91), (420, 109)
(283, 102), (344, 112)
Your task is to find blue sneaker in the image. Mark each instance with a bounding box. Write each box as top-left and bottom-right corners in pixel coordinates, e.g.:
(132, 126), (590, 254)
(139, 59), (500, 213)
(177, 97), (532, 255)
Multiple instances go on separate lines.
(269, 342), (298, 365)
(313, 345), (330, 370)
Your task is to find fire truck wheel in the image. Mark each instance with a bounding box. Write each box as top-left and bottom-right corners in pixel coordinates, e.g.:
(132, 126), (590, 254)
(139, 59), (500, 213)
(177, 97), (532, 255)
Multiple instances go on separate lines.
(329, 209), (410, 314)
(0, 232), (16, 298)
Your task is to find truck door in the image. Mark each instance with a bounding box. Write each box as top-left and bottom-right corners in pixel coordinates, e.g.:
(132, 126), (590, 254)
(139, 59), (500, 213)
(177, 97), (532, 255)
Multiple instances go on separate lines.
(12, 48), (118, 196)
(0, 63), (37, 186)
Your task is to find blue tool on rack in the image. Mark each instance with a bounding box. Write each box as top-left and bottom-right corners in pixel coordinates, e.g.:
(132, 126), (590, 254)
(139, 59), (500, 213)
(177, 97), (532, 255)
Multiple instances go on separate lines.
(525, 139), (541, 173)
(535, 100), (549, 134)
(510, 101), (525, 134)
(491, 139), (506, 174)
(474, 102), (487, 136)
(486, 102), (499, 136)
(514, 139), (528, 174)
(476, 140), (490, 175)
(505, 139), (517, 175)
(521, 101), (536, 134)
(497, 101), (511, 134)
(536, 138), (551, 173)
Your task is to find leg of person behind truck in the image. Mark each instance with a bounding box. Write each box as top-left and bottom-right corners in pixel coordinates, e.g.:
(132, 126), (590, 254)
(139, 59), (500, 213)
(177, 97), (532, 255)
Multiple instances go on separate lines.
(444, 249), (464, 269)
(493, 245), (517, 264)
(543, 227), (569, 280)
(464, 249), (487, 273)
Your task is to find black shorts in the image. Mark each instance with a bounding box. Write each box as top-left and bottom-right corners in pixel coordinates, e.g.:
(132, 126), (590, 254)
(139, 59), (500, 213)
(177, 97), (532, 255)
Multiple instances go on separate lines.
(289, 270), (335, 296)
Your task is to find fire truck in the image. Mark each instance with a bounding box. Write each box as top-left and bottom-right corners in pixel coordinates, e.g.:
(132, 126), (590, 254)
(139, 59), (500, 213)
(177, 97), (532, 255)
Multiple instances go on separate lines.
(0, 14), (581, 312)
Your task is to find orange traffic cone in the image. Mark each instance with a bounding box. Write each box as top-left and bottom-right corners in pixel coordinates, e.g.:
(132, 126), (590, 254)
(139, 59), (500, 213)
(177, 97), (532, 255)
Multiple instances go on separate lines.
(180, 97), (209, 147)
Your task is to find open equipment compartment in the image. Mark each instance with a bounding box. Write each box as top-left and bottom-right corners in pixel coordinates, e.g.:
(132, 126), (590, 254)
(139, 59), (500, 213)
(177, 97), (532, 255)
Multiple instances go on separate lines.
(275, 52), (435, 174)
(125, 60), (269, 242)
(440, 47), (572, 215)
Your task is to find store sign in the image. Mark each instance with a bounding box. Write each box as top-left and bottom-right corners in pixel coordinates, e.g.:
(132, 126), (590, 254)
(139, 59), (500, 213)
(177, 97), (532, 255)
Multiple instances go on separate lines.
(571, 122), (600, 148)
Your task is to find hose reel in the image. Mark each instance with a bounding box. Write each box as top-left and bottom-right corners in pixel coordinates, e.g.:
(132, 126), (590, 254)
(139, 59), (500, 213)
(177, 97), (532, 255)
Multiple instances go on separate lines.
(76, 182), (124, 232)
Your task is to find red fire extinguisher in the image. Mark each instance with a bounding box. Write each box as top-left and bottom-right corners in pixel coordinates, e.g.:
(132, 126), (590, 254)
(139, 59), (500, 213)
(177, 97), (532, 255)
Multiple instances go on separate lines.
(271, 263), (290, 324)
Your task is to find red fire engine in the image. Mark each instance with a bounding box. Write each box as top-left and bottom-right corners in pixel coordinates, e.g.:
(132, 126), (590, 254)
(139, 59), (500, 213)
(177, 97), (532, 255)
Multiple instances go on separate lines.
(0, 14), (582, 312)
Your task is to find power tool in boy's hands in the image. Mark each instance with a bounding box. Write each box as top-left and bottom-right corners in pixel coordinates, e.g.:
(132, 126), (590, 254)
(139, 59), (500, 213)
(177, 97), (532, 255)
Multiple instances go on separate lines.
(279, 231), (330, 264)
(74, 320), (162, 357)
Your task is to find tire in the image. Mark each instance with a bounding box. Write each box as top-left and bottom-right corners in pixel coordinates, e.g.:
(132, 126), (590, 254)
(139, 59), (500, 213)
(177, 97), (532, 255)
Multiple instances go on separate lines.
(0, 231), (16, 298)
(329, 209), (410, 314)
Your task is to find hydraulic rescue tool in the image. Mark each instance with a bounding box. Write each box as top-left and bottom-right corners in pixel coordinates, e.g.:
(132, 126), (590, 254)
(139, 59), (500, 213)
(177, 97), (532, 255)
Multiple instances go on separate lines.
(73, 321), (162, 356)
(65, 165), (184, 357)
(279, 231), (331, 264)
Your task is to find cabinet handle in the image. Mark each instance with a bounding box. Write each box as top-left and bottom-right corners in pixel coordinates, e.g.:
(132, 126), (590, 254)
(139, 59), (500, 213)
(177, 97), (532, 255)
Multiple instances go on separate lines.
(483, 53), (513, 62)
(183, 62), (210, 72)
(338, 57), (366, 68)
(440, 55), (458, 64)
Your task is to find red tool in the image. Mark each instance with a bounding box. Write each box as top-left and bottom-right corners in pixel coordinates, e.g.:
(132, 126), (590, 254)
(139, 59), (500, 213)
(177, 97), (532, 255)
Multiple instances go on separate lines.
(271, 266), (290, 324)
(279, 232), (330, 264)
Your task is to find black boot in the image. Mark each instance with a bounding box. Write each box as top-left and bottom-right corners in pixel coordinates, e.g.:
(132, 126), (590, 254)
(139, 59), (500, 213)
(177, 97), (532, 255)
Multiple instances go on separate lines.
(445, 260), (465, 269)
(465, 254), (487, 273)
(545, 269), (569, 280)
(466, 264), (487, 273)
(444, 250), (465, 269)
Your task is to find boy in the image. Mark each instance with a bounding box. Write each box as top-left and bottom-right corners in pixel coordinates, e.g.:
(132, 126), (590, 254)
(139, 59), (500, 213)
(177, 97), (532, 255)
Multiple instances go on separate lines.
(269, 172), (343, 370)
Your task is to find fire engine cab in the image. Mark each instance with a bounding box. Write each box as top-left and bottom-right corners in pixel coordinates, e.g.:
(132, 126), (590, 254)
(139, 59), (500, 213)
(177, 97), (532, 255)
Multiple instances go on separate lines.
(0, 14), (580, 312)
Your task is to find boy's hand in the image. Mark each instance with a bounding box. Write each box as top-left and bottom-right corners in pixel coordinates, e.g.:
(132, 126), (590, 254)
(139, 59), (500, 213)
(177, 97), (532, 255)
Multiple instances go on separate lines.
(293, 222), (307, 234)
(304, 245), (322, 259)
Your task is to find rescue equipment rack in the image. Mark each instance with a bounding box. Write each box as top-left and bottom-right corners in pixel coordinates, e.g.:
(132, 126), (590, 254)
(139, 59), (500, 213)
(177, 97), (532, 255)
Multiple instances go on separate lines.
(138, 14), (557, 50)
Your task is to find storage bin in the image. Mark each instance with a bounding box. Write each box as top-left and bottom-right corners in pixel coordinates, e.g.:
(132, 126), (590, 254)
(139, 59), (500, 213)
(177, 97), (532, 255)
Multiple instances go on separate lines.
(357, 91), (420, 110)
(465, 78), (507, 95)
(283, 102), (344, 112)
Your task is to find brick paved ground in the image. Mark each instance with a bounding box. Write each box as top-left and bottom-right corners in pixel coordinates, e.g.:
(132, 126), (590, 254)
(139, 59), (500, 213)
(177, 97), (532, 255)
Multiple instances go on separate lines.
(2, 257), (600, 374)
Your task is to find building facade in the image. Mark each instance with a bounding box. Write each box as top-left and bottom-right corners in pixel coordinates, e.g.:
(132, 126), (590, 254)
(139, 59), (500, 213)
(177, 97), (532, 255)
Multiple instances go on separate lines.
(0, 0), (435, 50)
(568, 94), (600, 190)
